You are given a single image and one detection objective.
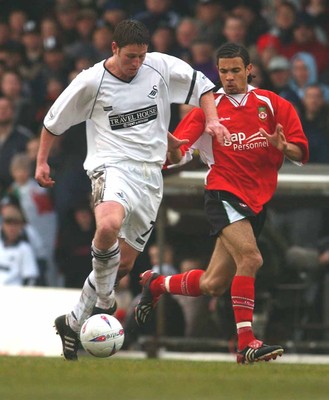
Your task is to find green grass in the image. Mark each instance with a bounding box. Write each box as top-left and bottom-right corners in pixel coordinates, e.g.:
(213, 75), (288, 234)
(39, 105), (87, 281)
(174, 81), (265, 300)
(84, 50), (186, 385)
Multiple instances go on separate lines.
(0, 356), (328, 400)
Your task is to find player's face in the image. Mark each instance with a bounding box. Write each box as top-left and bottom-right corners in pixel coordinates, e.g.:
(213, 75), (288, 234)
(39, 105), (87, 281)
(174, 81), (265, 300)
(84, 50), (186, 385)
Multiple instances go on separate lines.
(217, 57), (252, 94)
(112, 43), (148, 80)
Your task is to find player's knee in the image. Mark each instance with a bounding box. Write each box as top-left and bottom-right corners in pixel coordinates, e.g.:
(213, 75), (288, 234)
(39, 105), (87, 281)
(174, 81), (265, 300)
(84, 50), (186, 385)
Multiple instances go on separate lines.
(96, 218), (121, 239)
(239, 250), (263, 275)
(248, 250), (263, 271)
(200, 276), (229, 297)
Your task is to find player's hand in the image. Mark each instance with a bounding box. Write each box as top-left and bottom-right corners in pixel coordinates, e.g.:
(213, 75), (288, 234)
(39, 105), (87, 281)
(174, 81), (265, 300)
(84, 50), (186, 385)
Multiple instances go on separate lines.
(167, 132), (189, 164)
(167, 132), (189, 152)
(35, 162), (55, 188)
(204, 118), (231, 146)
(259, 123), (287, 152)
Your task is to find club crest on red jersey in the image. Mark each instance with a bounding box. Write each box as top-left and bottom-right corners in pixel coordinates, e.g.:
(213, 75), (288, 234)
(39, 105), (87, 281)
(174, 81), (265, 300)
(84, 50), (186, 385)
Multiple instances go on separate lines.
(258, 106), (267, 120)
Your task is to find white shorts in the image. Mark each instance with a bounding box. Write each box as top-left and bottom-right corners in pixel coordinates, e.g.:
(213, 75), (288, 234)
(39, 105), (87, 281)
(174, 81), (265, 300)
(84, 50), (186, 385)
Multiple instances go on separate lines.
(89, 161), (163, 252)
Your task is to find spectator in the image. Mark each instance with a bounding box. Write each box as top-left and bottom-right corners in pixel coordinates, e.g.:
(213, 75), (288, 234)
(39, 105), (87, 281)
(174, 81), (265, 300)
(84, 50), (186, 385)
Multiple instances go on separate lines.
(148, 243), (177, 276)
(2, 44), (25, 71)
(193, 0), (225, 48)
(221, 14), (258, 62)
(190, 39), (218, 84)
(304, 0), (329, 40)
(8, 9), (28, 43)
(300, 84), (329, 164)
(150, 24), (177, 54)
(288, 51), (329, 102)
(31, 37), (70, 106)
(34, 77), (66, 129)
(0, 96), (34, 194)
(266, 55), (291, 92)
(0, 47), (9, 69)
(133, 0), (180, 35)
(173, 17), (201, 62)
(0, 22), (11, 47)
(231, 3), (268, 45)
(0, 69), (36, 130)
(92, 25), (114, 62)
(65, 8), (98, 62)
(266, 55), (302, 112)
(40, 17), (61, 43)
(67, 57), (93, 83)
(101, 0), (128, 28)
(8, 153), (58, 286)
(268, 86), (328, 248)
(280, 12), (329, 75)
(0, 200), (39, 286)
(54, 0), (80, 47)
(20, 21), (44, 84)
(257, 1), (297, 66)
(221, 14), (247, 45)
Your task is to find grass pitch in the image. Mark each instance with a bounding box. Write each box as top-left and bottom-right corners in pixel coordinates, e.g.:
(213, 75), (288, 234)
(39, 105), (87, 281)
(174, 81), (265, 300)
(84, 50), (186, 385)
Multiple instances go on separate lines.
(0, 355), (328, 400)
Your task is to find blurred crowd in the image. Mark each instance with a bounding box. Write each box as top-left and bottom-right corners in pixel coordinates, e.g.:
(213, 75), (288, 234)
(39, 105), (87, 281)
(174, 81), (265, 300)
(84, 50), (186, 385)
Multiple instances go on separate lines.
(0, 0), (329, 341)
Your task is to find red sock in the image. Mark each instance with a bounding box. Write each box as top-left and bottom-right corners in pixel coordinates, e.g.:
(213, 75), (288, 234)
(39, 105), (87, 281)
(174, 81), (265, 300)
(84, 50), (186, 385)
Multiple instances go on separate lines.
(231, 275), (256, 351)
(150, 269), (204, 297)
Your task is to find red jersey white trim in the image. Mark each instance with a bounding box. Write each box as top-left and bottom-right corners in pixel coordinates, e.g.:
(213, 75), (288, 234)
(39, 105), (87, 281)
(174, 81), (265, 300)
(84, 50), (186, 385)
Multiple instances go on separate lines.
(174, 86), (309, 214)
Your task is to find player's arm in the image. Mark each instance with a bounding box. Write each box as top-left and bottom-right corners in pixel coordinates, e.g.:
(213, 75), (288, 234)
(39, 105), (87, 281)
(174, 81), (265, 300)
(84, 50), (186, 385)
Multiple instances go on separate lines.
(166, 107), (206, 167)
(35, 70), (97, 187)
(260, 93), (309, 162)
(259, 124), (304, 161)
(200, 91), (231, 145)
(260, 96), (309, 163)
(282, 141), (304, 161)
(162, 54), (230, 145)
(35, 127), (58, 188)
(167, 132), (189, 164)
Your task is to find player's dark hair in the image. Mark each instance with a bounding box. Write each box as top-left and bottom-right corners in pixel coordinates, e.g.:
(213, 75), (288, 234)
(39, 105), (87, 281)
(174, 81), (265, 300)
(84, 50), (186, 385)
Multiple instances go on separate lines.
(113, 19), (150, 48)
(215, 43), (253, 83)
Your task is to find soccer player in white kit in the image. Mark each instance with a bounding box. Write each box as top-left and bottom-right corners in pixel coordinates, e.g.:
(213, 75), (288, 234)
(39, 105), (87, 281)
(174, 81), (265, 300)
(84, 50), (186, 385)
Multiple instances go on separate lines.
(35, 19), (230, 360)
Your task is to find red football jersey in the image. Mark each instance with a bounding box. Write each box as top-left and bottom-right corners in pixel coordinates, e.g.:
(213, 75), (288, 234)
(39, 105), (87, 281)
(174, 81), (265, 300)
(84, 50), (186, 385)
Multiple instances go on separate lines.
(174, 87), (309, 214)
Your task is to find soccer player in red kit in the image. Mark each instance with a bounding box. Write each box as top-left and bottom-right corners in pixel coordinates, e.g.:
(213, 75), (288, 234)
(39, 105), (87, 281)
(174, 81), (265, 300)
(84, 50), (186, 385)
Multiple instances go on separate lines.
(135, 43), (309, 364)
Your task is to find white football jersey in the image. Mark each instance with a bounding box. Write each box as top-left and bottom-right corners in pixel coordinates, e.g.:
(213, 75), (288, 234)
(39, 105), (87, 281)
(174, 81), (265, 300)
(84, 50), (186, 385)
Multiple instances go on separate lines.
(44, 52), (214, 172)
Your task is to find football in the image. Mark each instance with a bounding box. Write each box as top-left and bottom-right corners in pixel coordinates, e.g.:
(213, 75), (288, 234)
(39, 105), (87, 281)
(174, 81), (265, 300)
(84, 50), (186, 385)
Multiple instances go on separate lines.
(80, 314), (125, 358)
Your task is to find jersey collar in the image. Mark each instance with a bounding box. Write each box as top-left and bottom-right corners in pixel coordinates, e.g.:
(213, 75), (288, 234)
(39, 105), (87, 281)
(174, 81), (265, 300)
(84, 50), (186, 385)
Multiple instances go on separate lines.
(215, 84), (256, 95)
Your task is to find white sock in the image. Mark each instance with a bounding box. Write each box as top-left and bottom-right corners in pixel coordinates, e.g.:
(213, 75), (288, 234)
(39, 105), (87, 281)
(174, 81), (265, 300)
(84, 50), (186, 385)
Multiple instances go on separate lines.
(92, 241), (120, 309)
(69, 271), (97, 332)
